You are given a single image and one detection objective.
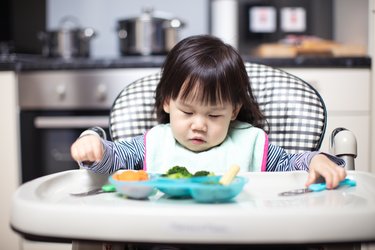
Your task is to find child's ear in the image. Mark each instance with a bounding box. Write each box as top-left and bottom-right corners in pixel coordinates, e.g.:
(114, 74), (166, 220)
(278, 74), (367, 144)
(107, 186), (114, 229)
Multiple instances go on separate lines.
(231, 105), (242, 120)
(163, 100), (170, 114)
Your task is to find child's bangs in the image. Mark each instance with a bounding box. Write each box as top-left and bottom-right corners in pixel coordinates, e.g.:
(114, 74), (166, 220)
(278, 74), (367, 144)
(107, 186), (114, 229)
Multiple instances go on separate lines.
(179, 68), (231, 105)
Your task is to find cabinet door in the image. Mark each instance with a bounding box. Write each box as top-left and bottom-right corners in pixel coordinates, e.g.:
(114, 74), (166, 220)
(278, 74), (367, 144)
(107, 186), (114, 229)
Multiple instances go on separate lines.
(21, 239), (71, 250)
(0, 72), (21, 250)
(281, 68), (371, 171)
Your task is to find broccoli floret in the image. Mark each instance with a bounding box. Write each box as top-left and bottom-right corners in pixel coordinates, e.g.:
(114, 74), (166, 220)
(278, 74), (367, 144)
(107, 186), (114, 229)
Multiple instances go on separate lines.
(164, 166), (192, 178)
(166, 172), (190, 179)
(162, 166), (215, 178)
(193, 171), (215, 177)
(193, 171), (210, 177)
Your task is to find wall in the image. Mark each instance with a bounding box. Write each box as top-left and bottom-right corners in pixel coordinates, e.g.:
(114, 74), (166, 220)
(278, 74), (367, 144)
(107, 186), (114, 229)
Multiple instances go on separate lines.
(47, 0), (209, 58)
(47, 0), (370, 57)
(334, 0), (369, 52)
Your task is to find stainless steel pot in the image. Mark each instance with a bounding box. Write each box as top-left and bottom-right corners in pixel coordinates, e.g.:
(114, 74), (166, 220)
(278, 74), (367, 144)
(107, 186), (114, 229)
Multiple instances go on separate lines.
(38, 16), (96, 59)
(117, 9), (185, 56)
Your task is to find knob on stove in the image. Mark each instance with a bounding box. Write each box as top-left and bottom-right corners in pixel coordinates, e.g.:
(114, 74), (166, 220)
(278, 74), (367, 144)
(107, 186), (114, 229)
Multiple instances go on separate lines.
(56, 84), (66, 100)
(96, 84), (107, 102)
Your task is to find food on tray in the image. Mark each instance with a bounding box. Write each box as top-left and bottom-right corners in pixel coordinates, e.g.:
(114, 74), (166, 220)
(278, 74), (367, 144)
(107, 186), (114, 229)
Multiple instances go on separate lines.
(112, 170), (149, 181)
(161, 166), (214, 179)
(189, 176), (246, 203)
(219, 164), (240, 185)
(193, 170), (214, 177)
(162, 166), (192, 178)
(109, 170), (155, 199)
(108, 166), (245, 203)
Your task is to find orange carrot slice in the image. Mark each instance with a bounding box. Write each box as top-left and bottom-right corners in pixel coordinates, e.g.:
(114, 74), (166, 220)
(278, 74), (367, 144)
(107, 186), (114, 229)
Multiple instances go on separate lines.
(113, 170), (149, 181)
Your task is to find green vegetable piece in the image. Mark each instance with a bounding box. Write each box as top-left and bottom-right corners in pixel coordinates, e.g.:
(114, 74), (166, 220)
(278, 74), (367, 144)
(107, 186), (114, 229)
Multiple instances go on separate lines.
(193, 171), (210, 177)
(166, 173), (190, 179)
(163, 166), (215, 179)
(165, 166), (192, 178)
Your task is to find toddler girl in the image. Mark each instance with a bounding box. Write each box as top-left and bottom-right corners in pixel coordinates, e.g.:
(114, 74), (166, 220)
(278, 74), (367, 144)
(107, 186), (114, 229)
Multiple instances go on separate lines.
(71, 35), (346, 189)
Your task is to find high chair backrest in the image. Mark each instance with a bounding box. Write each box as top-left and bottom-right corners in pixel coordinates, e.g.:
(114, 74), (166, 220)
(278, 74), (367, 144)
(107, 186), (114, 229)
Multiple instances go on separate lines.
(109, 62), (326, 153)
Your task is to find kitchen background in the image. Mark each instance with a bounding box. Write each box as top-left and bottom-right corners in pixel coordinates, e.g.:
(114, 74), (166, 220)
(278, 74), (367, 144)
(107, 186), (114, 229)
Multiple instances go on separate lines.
(45, 0), (369, 57)
(0, 0), (374, 250)
(2, 0), (370, 56)
(48, 0), (208, 58)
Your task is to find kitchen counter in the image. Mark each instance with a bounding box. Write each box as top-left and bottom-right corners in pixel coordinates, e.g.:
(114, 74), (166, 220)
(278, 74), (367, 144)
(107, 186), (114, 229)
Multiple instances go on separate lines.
(0, 54), (371, 71)
(243, 56), (371, 68)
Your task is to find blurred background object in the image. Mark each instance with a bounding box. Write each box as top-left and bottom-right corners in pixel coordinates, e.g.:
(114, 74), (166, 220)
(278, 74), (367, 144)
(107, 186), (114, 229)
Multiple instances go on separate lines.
(38, 16), (96, 59)
(47, 0), (207, 58)
(0, 0), (369, 58)
(117, 8), (185, 56)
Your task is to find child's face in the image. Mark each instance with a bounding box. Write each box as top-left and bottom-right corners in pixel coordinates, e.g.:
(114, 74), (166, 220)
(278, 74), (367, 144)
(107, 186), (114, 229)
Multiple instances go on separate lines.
(163, 91), (240, 152)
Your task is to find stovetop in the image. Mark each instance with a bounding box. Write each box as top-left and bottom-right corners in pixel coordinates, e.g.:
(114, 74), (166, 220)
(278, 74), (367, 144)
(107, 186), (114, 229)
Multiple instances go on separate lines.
(0, 53), (167, 71)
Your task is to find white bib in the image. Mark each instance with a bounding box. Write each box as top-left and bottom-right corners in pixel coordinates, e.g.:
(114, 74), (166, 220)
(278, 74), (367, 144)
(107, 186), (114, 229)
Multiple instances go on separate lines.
(144, 121), (268, 174)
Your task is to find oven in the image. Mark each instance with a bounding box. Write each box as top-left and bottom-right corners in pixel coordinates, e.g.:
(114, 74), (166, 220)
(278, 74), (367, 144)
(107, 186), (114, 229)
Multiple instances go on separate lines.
(18, 68), (159, 183)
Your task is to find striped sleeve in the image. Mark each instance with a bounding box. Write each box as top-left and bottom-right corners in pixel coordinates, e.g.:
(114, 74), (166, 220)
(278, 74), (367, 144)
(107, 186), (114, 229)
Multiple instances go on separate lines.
(266, 144), (346, 172)
(81, 134), (146, 174)
(81, 137), (345, 174)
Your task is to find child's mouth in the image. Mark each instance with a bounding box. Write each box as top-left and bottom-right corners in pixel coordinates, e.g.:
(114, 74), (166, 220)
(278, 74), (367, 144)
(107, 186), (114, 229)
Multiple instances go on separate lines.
(190, 138), (205, 145)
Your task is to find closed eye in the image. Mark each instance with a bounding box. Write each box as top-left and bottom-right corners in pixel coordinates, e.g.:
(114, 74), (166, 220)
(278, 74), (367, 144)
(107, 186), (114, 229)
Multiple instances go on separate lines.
(209, 114), (222, 118)
(181, 110), (193, 115)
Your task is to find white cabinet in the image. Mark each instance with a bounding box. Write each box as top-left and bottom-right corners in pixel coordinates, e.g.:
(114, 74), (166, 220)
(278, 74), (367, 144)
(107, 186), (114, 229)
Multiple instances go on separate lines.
(281, 68), (371, 172)
(21, 239), (71, 250)
(0, 71), (21, 250)
(371, 0), (375, 176)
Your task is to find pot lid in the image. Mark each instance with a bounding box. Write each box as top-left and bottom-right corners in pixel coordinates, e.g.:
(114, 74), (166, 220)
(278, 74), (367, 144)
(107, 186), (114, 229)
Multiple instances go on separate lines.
(120, 7), (180, 23)
(59, 16), (82, 30)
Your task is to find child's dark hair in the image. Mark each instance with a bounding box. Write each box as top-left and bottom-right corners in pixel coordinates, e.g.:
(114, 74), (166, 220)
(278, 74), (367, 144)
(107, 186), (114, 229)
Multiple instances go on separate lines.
(155, 35), (266, 130)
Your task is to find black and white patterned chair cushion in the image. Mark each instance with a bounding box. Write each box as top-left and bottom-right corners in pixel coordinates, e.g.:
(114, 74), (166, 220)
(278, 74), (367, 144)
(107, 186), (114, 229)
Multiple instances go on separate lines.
(109, 62), (326, 153)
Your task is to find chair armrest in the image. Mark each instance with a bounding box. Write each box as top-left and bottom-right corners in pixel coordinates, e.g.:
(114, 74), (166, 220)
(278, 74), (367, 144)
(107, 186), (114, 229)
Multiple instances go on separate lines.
(330, 128), (357, 170)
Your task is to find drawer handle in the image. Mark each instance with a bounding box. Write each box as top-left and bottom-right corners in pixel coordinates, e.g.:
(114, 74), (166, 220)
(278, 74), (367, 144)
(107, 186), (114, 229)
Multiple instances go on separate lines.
(34, 116), (109, 129)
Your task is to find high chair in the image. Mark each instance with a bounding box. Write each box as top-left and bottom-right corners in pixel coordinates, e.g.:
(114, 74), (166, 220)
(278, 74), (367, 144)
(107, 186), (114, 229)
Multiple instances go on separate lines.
(12, 63), (369, 250)
(110, 62), (356, 161)
(97, 62), (361, 250)
(104, 62), (360, 250)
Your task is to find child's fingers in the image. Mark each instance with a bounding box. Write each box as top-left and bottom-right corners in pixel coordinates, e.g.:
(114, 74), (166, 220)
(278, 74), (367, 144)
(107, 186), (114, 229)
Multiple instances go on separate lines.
(308, 154), (347, 189)
(305, 170), (318, 187)
(307, 165), (347, 189)
(328, 165), (347, 188)
(92, 144), (104, 162)
(70, 135), (103, 162)
(322, 165), (348, 189)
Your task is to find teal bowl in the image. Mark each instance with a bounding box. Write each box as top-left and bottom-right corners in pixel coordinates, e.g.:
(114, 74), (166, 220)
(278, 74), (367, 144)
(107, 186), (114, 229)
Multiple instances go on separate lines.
(154, 177), (193, 197)
(189, 176), (247, 203)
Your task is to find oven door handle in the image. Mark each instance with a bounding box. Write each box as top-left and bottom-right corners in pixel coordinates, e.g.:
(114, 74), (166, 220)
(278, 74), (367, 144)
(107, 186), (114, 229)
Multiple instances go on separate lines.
(34, 116), (109, 129)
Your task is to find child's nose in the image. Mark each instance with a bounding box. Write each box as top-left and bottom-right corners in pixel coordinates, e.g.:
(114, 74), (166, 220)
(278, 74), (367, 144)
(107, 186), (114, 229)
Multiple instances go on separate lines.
(191, 116), (207, 132)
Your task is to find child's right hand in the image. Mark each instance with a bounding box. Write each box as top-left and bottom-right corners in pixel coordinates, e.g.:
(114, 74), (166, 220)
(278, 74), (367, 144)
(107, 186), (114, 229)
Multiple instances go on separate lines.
(70, 135), (104, 164)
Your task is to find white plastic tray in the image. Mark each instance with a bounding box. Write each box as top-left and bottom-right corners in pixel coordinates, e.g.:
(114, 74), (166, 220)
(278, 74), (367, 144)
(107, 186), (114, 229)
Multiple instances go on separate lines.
(10, 169), (375, 244)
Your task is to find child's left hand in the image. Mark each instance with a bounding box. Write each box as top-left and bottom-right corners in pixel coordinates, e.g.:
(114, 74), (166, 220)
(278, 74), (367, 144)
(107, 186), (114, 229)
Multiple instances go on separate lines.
(306, 154), (347, 189)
